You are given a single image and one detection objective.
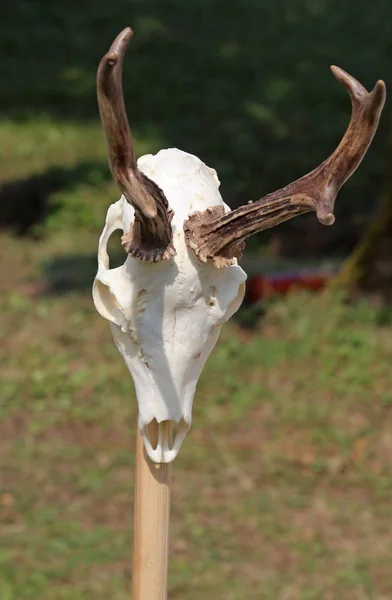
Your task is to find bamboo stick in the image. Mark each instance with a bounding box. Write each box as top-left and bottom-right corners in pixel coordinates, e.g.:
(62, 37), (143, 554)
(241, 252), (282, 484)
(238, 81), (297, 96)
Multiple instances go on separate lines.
(132, 421), (172, 600)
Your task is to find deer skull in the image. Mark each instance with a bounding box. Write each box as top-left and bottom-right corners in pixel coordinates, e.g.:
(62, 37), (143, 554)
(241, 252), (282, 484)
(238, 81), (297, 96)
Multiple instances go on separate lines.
(93, 149), (246, 462)
(93, 28), (385, 462)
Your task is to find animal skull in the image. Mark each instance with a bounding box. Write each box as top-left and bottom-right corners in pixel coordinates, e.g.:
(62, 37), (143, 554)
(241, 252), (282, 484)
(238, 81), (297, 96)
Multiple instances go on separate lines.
(93, 149), (246, 462)
(93, 28), (385, 462)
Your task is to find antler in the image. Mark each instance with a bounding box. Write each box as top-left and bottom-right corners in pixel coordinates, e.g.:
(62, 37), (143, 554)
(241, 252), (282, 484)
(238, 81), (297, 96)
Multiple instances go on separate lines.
(97, 28), (175, 261)
(184, 67), (386, 268)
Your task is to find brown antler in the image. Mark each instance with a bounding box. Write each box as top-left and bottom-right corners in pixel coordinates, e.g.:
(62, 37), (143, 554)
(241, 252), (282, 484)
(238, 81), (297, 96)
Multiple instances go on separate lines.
(184, 67), (386, 268)
(97, 28), (175, 261)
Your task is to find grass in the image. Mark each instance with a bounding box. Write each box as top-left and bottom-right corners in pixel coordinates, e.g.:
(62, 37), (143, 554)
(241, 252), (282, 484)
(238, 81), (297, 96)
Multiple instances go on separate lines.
(1, 227), (392, 599)
(1, 3), (392, 596)
(0, 119), (163, 236)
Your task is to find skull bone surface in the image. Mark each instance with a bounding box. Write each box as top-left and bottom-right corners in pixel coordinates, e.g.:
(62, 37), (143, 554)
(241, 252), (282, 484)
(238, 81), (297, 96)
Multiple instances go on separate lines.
(93, 149), (246, 462)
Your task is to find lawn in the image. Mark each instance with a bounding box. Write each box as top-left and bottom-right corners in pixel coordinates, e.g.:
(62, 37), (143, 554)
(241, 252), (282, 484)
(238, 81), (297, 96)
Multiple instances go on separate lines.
(1, 221), (392, 598)
(1, 3), (392, 598)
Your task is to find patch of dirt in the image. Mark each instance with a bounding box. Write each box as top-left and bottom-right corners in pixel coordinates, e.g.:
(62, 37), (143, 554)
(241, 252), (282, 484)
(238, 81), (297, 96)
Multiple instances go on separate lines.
(38, 420), (134, 451)
(0, 410), (31, 443)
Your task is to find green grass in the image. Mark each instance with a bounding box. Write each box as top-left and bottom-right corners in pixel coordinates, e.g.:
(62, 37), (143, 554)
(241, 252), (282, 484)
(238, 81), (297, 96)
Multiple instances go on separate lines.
(0, 119), (163, 235)
(1, 3), (392, 596)
(1, 229), (392, 598)
(1, 102), (391, 600)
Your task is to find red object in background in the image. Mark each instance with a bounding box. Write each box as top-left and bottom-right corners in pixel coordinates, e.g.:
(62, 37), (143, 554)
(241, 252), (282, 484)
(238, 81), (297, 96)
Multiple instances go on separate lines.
(245, 272), (330, 304)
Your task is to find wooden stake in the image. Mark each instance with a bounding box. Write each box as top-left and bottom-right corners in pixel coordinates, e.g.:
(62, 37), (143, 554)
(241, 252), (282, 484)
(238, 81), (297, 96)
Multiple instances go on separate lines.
(132, 421), (172, 600)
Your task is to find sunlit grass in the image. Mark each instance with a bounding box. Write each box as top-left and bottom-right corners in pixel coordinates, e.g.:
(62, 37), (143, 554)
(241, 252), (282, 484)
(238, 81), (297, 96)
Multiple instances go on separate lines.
(1, 4), (391, 593)
(1, 234), (392, 599)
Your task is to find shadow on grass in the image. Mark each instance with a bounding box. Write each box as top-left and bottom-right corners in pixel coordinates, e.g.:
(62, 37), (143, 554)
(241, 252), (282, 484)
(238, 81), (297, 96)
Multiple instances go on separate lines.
(0, 161), (111, 235)
(42, 254), (99, 293)
(42, 243), (127, 294)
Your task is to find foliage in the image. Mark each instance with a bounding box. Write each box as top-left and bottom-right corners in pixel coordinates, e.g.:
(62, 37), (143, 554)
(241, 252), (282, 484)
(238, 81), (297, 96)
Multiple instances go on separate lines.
(0, 0), (391, 236)
(333, 139), (392, 298)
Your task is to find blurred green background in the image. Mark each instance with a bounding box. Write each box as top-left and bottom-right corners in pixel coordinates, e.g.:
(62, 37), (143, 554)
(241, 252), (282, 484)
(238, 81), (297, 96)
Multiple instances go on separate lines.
(1, 1), (392, 599)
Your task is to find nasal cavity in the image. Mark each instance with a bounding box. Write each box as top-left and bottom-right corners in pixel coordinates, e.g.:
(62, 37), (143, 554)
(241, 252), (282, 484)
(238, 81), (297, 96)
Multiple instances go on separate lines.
(141, 418), (190, 463)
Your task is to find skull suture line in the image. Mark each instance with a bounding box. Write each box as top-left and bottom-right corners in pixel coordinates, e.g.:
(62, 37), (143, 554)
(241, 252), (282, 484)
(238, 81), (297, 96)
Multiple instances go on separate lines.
(93, 28), (385, 463)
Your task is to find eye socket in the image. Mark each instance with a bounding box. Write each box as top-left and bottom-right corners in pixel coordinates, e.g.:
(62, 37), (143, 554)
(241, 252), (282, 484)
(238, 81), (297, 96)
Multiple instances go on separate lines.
(106, 230), (125, 268)
(97, 199), (124, 269)
(94, 198), (128, 328)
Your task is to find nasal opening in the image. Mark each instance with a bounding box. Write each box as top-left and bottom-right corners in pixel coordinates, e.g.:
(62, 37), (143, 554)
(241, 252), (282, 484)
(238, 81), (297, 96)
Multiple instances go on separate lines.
(140, 418), (190, 463)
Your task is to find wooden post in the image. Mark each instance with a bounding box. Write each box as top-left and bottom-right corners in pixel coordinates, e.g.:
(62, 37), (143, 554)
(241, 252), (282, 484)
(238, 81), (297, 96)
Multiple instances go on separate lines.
(132, 421), (172, 600)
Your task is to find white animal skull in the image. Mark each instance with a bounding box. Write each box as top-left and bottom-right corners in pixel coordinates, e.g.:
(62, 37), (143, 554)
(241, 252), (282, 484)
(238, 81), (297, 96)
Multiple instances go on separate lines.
(93, 149), (246, 462)
(93, 28), (385, 462)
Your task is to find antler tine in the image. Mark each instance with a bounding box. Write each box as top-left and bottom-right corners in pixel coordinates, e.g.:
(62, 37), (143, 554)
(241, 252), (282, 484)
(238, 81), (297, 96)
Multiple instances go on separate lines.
(97, 28), (175, 261)
(184, 67), (386, 268)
